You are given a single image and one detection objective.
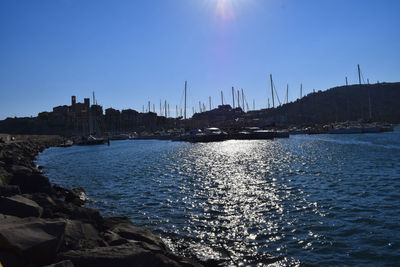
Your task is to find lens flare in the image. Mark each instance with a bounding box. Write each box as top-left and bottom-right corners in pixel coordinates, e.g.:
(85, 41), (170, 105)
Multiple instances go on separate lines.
(202, 0), (250, 21)
(215, 0), (235, 20)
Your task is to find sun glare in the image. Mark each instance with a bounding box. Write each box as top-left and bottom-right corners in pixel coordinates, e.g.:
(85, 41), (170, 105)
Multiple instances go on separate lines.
(216, 0), (235, 20)
(204, 0), (250, 21)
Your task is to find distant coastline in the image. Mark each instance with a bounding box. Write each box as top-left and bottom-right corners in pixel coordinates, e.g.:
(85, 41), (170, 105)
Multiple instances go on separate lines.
(1, 82), (399, 138)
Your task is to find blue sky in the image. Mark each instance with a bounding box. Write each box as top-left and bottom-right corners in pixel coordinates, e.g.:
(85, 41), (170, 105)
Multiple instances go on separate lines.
(1, 0), (399, 119)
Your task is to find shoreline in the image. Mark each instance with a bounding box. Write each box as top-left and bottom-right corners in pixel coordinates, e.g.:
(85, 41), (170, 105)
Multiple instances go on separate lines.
(0, 135), (209, 267)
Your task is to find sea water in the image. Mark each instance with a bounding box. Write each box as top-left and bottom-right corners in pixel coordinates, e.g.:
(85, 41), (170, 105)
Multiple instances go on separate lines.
(37, 127), (400, 266)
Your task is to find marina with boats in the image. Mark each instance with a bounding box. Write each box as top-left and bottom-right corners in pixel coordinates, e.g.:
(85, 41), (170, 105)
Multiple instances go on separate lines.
(1, 64), (398, 147)
(58, 122), (394, 146)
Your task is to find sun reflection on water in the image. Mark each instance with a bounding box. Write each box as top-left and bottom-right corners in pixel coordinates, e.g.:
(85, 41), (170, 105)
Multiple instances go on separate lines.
(175, 140), (299, 264)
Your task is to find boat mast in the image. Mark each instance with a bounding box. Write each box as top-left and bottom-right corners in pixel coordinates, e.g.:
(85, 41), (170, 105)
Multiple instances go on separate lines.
(237, 90), (240, 108)
(209, 96), (211, 110)
(184, 81), (187, 120)
(270, 74), (275, 108)
(286, 84), (289, 104)
(221, 90), (224, 105)
(358, 64), (362, 85)
(345, 76), (348, 86)
(300, 83), (303, 99)
(232, 87), (235, 108)
(241, 88), (244, 111)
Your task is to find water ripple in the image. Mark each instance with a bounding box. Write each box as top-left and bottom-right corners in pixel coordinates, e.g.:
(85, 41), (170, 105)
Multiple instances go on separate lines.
(37, 129), (400, 266)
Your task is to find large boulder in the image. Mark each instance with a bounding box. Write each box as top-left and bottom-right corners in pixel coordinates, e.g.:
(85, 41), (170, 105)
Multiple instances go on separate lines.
(0, 217), (67, 266)
(10, 173), (54, 195)
(8, 164), (34, 176)
(0, 166), (11, 186)
(58, 242), (201, 267)
(0, 145), (33, 168)
(0, 195), (43, 217)
(65, 187), (89, 206)
(52, 203), (104, 229)
(0, 184), (21, 196)
(25, 192), (59, 218)
(52, 186), (89, 206)
(0, 250), (27, 267)
(104, 217), (168, 252)
(103, 230), (130, 246)
(61, 220), (105, 251)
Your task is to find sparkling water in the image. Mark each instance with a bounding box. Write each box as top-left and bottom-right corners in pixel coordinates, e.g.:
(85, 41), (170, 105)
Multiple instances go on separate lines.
(37, 127), (400, 266)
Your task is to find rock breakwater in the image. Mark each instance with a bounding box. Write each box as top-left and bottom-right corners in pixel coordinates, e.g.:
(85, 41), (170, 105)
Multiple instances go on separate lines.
(0, 136), (205, 267)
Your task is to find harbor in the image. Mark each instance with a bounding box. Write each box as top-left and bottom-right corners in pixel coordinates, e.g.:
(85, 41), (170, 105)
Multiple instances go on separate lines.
(1, 0), (400, 266)
(49, 122), (394, 146)
(1, 68), (398, 147)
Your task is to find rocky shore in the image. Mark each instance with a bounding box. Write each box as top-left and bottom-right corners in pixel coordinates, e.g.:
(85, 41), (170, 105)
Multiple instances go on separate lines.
(0, 135), (205, 267)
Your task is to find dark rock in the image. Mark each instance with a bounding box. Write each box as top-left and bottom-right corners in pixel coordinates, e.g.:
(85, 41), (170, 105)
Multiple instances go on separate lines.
(103, 230), (130, 246)
(101, 216), (131, 229)
(43, 260), (75, 267)
(58, 242), (202, 267)
(26, 192), (57, 207)
(106, 218), (169, 252)
(65, 187), (89, 206)
(53, 203), (104, 229)
(53, 184), (70, 198)
(0, 195), (43, 217)
(0, 250), (27, 267)
(61, 220), (105, 251)
(10, 173), (54, 195)
(0, 217), (67, 266)
(0, 213), (21, 221)
(8, 164), (34, 176)
(25, 192), (58, 218)
(0, 184), (21, 196)
(0, 167), (11, 186)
